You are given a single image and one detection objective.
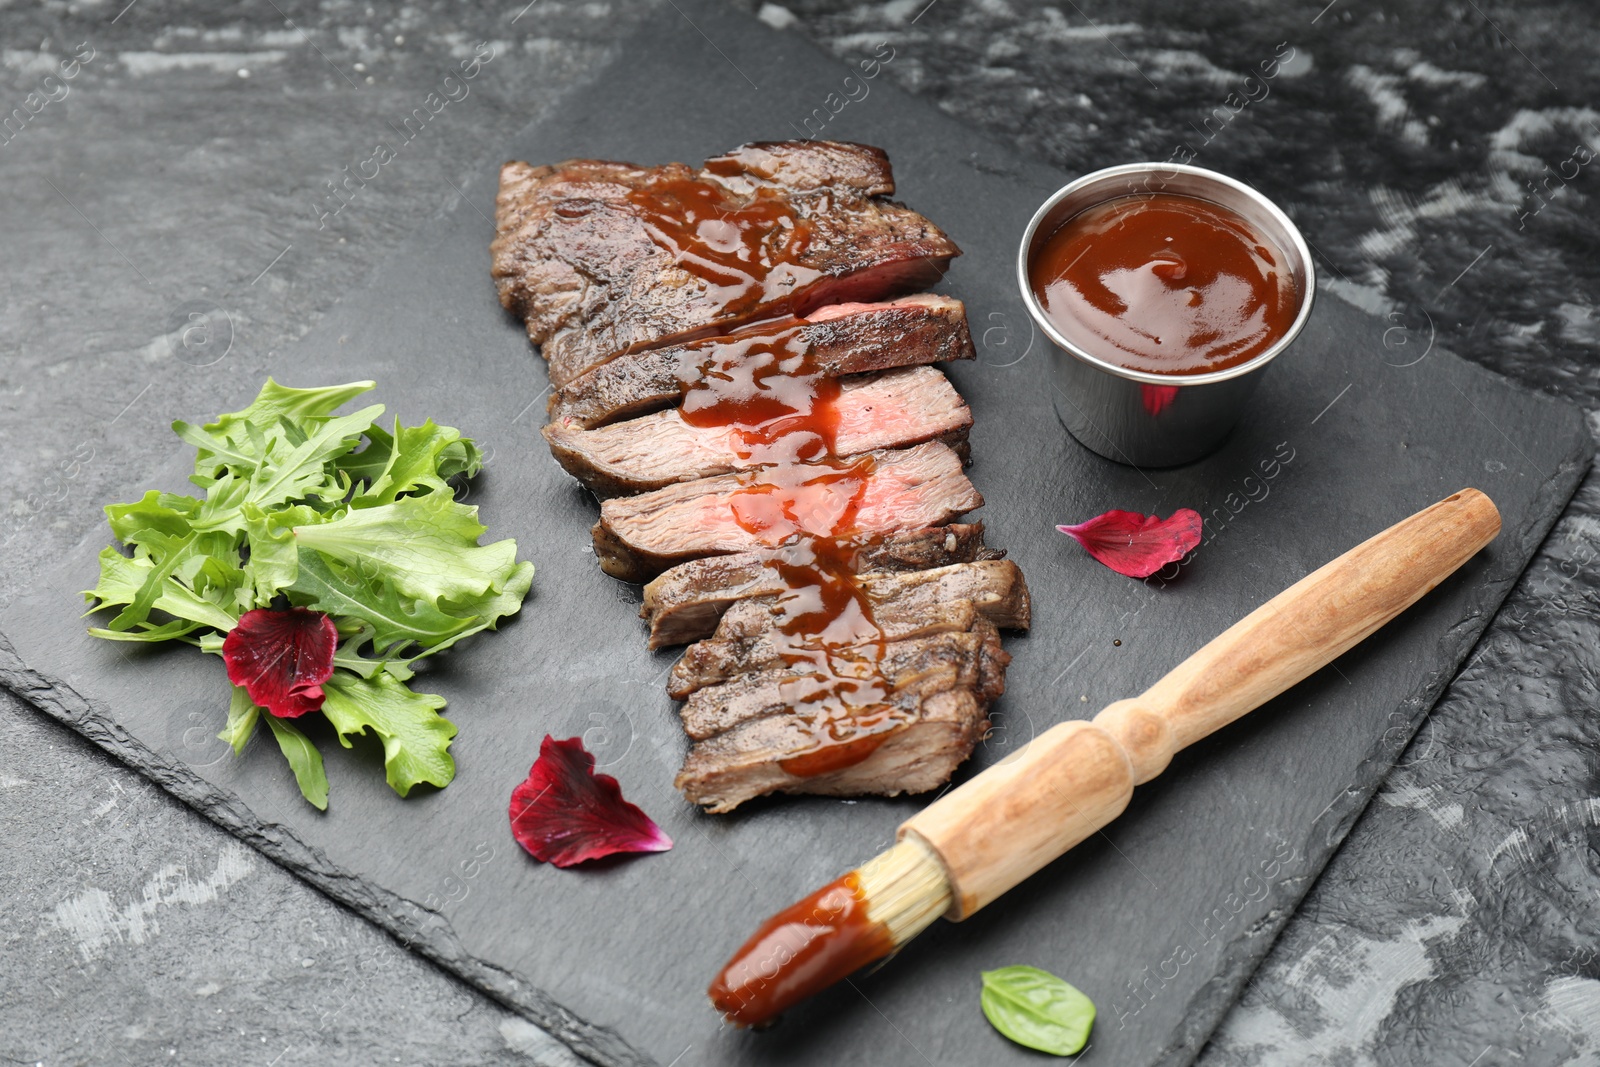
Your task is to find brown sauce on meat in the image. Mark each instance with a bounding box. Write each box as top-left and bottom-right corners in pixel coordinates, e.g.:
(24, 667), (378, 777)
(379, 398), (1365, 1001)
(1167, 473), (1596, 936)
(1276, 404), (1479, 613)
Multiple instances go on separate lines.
(1030, 192), (1297, 375)
(708, 871), (895, 1027)
(623, 176), (821, 319)
(678, 329), (840, 462)
(678, 326), (903, 777)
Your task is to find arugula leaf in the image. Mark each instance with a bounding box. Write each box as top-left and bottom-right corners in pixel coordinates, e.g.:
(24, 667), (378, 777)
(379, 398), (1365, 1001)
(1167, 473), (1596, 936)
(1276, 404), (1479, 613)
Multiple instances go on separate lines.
(292, 492), (519, 605)
(287, 549), (476, 656)
(350, 418), (477, 507)
(319, 670), (455, 797)
(220, 685), (262, 755)
(86, 548), (240, 634)
(231, 404), (382, 520)
(264, 712), (329, 811)
(979, 966), (1095, 1056)
(187, 379), (376, 474)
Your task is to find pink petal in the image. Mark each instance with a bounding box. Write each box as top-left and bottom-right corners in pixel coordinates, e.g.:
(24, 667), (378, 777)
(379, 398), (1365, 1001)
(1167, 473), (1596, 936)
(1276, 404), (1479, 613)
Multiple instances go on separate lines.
(222, 607), (338, 718)
(1141, 383), (1180, 417)
(1057, 508), (1203, 578)
(509, 736), (673, 868)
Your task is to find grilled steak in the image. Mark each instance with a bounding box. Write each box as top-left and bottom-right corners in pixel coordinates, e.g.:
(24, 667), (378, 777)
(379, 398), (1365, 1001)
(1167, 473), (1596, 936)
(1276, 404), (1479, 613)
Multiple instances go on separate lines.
(492, 141), (961, 387)
(547, 293), (974, 429)
(544, 366), (972, 497)
(678, 631), (991, 740)
(700, 561), (1029, 639)
(671, 580), (1021, 696)
(641, 523), (1000, 648)
(675, 684), (987, 813)
(495, 138), (1024, 813)
(592, 440), (982, 582)
(675, 617), (1008, 710)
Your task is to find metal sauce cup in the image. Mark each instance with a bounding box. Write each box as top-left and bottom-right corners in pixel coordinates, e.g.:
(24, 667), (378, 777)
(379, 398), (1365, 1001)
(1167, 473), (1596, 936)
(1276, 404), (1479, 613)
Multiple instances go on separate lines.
(1018, 163), (1315, 467)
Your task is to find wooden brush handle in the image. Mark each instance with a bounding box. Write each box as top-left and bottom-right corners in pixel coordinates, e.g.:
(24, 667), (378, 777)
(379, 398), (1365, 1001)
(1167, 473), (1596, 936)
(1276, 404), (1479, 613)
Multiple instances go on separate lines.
(901, 488), (1501, 920)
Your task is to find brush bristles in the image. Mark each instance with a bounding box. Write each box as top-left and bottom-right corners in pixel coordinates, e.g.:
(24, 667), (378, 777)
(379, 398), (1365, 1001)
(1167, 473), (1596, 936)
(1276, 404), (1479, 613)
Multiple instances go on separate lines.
(857, 835), (951, 948)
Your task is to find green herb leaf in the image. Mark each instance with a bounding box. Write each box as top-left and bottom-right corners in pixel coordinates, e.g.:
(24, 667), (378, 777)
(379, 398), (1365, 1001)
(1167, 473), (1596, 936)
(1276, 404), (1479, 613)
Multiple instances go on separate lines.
(187, 378), (377, 476)
(85, 547), (240, 634)
(287, 549), (477, 656)
(318, 670), (455, 797)
(292, 492), (520, 606)
(350, 418), (479, 507)
(240, 503), (320, 606)
(979, 965), (1095, 1056)
(105, 490), (200, 544)
(220, 685), (262, 755)
(263, 712), (329, 811)
(231, 404), (381, 520)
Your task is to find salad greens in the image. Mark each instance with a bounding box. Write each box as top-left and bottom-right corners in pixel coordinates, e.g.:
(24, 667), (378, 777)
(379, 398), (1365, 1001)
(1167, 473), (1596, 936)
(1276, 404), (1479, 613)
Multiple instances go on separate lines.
(84, 379), (533, 809)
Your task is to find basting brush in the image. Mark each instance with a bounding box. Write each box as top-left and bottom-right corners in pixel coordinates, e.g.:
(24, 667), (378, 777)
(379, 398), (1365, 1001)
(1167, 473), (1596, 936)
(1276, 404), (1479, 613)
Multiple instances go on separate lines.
(709, 488), (1501, 1026)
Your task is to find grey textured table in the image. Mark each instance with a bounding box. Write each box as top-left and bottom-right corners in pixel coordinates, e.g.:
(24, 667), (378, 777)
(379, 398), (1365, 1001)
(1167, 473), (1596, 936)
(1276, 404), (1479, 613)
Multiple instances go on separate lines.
(2, 2), (1597, 1065)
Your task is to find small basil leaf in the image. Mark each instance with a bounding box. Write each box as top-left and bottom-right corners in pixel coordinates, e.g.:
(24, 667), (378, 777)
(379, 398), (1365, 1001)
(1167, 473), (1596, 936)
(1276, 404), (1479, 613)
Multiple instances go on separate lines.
(980, 965), (1095, 1056)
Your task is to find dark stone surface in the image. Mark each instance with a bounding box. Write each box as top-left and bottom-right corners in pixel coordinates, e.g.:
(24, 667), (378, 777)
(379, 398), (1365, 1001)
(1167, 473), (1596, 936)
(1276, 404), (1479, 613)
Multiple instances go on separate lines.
(1, 3), (1596, 1067)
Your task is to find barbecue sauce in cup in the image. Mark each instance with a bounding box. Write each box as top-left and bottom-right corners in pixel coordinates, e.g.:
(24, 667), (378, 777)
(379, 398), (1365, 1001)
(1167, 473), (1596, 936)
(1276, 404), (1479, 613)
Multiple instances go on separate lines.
(1030, 192), (1298, 376)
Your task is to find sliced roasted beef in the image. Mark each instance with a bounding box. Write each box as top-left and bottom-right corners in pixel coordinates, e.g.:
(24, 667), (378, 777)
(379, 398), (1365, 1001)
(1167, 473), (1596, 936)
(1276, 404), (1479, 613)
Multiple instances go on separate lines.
(698, 595), (980, 656)
(640, 522), (1000, 648)
(592, 441), (982, 582)
(547, 294), (974, 429)
(702, 140), (896, 196)
(492, 141), (961, 386)
(675, 683), (987, 813)
(698, 561), (1032, 642)
(670, 596), (1015, 697)
(674, 617), (1008, 711)
(858, 559), (1032, 631)
(544, 366), (972, 497)
(678, 631), (989, 740)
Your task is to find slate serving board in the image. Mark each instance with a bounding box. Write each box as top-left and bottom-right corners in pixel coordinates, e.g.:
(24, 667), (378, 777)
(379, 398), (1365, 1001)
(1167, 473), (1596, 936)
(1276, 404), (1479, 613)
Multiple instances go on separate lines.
(1, 4), (1591, 1065)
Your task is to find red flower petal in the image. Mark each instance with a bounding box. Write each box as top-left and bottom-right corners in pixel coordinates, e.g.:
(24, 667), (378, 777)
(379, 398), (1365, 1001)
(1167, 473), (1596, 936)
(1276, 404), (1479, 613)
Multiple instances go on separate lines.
(1141, 383), (1180, 417)
(1057, 508), (1203, 578)
(509, 736), (673, 868)
(222, 607), (338, 718)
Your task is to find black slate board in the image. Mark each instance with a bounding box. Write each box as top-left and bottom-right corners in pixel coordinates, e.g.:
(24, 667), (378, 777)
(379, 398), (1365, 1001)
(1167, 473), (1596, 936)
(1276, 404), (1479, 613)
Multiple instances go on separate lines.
(1, 4), (1591, 1066)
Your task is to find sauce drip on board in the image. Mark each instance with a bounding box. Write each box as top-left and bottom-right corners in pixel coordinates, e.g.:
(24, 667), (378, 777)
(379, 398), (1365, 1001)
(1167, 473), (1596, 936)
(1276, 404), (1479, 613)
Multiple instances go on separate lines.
(622, 174), (822, 320)
(677, 328), (905, 776)
(1030, 192), (1298, 376)
(708, 871), (895, 1027)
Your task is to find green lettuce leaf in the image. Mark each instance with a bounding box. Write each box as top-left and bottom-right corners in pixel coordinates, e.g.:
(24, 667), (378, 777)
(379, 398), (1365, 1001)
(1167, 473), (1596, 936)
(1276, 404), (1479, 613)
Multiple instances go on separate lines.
(319, 670), (455, 797)
(241, 503), (320, 605)
(292, 491), (520, 605)
(184, 378), (376, 476)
